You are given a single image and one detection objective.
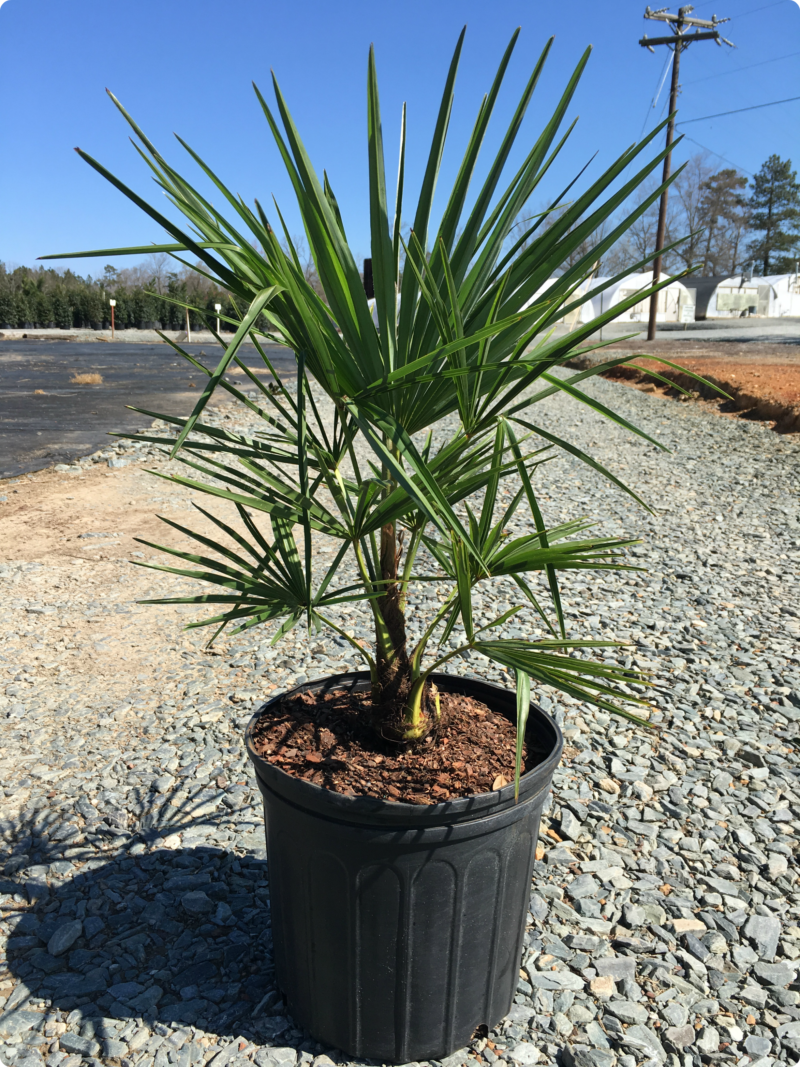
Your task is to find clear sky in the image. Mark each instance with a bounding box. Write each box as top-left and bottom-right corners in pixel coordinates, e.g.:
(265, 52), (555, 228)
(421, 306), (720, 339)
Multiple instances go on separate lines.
(1, 0), (798, 273)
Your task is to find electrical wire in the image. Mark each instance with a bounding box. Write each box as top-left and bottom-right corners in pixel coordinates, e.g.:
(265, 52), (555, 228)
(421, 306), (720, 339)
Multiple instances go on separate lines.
(690, 0), (790, 16)
(678, 134), (755, 176)
(652, 52), (675, 114)
(677, 94), (800, 123)
(683, 50), (800, 85)
(640, 51), (674, 138)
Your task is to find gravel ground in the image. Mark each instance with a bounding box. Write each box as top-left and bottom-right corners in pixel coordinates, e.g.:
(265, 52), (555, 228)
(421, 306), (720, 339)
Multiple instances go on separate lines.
(0, 373), (799, 1067)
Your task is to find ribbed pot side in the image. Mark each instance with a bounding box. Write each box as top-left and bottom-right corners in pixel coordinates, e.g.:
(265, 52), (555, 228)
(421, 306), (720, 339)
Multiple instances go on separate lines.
(245, 672), (563, 1064)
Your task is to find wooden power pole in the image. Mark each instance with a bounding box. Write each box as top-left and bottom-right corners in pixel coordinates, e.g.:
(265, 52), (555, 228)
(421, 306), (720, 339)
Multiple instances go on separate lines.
(640, 5), (734, 341)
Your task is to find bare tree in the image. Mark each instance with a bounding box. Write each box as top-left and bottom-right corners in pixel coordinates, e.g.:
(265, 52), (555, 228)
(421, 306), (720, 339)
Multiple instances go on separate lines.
(508, 204), (607, 276)
(116, 261), (154, 288)
(598, 153), (750, 279)
(725, 204), (751, 275)
(599, 178), (679, 276)
(602, 238), (638, 278)
(669, 153), (716, 273)
(146, 252), (172, 294)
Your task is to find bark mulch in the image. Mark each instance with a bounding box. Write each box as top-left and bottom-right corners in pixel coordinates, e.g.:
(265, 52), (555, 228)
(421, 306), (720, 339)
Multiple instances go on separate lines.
(250, 686), (536, 805)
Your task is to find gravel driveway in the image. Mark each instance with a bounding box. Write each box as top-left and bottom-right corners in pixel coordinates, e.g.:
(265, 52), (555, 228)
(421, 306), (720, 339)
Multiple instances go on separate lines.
(0, 373), (799, 1067)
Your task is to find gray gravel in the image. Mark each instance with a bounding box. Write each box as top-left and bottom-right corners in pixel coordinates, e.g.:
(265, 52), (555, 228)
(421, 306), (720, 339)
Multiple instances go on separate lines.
(0, 372), (799, 1067)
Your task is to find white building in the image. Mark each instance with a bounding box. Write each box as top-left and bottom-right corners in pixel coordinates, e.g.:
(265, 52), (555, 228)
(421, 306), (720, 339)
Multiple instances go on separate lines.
(761, 274), (800, 317)
(369, 269), (799, 333)
(695, 276), (762, 318)
(580, 272), (696, 324)
(694, 273), (800, 319)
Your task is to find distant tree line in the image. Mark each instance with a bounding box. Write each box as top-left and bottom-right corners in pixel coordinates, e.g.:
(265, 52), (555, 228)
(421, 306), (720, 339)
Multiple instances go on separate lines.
(0, 253), (242, 331)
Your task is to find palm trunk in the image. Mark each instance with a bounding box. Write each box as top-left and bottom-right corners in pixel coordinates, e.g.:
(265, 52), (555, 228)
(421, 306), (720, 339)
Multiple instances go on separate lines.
(375, 521), (412, 715)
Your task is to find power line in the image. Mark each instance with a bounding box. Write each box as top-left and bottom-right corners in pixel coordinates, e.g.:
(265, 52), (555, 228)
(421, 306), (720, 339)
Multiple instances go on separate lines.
(691, 0), (789, 16)
(640, 51), (674, 138)
(726, 0), (793, 18)
(683, 49), (800, 85)
(679, 133), (755, 176)
(677, 94), (800, 123)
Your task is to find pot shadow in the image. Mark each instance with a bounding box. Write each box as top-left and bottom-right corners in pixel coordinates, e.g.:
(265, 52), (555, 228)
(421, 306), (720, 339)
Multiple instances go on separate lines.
(0, 781), (309, 1051)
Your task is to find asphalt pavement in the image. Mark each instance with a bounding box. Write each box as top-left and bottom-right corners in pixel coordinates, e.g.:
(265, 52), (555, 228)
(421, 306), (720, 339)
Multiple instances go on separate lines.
(3, 320), (799, 479)
(0, 339), (296, 478)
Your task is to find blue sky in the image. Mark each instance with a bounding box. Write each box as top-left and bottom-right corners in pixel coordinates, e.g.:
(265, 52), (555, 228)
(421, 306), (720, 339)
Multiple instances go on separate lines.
(1, 0), (798, 273)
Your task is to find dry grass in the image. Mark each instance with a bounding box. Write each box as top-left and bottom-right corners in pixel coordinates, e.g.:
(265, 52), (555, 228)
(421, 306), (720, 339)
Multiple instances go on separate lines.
(34, 389), (46, 395)
(70, 372), (104, 385)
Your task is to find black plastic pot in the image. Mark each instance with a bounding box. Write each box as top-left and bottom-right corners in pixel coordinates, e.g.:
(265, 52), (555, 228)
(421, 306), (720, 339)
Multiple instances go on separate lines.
(245, 671), (562, 1064)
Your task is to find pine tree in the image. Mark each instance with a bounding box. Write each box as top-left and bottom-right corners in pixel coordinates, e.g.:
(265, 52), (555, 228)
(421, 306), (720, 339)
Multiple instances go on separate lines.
(746, 155), (800, 275)
(33, 289), (54, 328)
(52, 291), (72, 329)
(0, 290), (14, 328)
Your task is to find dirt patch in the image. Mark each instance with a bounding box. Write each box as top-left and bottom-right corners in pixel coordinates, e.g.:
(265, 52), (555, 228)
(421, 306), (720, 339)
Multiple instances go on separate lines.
(0, 422), (270, 706)
(1, 457), (202, 563)
(251, 685), (535, 804)
(570, 340), (800, 432)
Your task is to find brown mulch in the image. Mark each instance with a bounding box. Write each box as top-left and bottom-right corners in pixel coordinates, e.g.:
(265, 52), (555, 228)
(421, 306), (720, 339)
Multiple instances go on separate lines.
(576, 340), (800, 432)
(250, 686), (534, 805)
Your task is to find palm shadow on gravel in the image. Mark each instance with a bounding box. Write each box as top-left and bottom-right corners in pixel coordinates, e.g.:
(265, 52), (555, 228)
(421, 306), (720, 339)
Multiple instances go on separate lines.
(0, 782), (305, 1049)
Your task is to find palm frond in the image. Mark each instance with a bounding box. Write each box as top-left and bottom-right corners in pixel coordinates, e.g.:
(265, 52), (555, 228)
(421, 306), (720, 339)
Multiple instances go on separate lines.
(44, 27), (727, 752)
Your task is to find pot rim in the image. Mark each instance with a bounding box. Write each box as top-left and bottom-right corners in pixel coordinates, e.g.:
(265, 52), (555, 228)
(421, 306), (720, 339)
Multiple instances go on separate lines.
(245, 670), (563, 829)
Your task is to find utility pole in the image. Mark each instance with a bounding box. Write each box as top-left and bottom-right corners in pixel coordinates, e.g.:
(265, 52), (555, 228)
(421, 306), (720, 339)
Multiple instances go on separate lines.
(640, 5), (733, 341)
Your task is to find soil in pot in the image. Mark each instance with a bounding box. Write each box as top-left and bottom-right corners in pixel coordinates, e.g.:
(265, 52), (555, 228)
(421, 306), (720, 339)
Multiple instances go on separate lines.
(249, 684), (534, 804)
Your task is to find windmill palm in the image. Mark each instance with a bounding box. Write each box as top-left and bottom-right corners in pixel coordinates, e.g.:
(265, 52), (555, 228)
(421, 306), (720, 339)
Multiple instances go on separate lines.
(44, 29), (712, 795)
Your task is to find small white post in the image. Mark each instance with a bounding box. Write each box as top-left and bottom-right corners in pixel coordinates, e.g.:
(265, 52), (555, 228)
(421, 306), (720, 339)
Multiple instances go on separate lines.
(109, 298), (116, 340)
(214, 303), (222, 335)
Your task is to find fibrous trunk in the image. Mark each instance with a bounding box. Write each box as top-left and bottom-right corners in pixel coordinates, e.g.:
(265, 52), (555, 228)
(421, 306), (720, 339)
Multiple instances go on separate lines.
(375, 521), (412, 718)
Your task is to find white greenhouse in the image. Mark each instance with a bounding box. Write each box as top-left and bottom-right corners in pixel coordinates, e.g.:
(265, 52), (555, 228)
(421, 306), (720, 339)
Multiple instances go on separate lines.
(578, 272), (697, 324)
(483, 272), (697, 328)
(761, 274), (800, 317)
(368, 270), (797, 333)
(694, 274), (800, 319)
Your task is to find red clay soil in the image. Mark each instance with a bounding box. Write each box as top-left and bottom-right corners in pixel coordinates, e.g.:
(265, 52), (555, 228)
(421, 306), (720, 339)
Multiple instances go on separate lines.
(573, 340), (800, 432)
(250, 686), (536, 805)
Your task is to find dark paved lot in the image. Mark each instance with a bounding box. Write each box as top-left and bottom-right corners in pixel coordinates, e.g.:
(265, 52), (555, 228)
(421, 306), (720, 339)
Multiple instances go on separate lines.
(0, 339), (296, 478)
